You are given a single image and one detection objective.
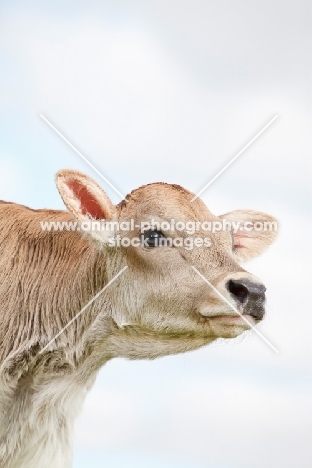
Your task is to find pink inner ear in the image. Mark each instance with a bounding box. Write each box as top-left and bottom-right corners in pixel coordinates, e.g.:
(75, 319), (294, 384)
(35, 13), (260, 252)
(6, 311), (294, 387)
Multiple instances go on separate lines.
(67, 180), (108, 220)
(233, 234), (249, 249)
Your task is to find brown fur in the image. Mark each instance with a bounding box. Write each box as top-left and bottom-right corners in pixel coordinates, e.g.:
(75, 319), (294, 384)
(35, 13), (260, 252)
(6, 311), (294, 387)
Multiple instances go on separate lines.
(0, 170), (277, 468)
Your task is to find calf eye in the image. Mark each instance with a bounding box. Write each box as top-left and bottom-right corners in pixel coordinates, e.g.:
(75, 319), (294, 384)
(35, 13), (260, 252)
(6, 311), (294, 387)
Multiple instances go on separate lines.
(141, 229), (166, 248)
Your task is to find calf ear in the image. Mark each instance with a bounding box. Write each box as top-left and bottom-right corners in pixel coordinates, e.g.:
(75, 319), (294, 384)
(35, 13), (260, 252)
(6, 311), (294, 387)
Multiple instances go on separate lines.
(56, 169), (117, 221)
(219, 210), (278, 262)
(55, 169), (118, 241)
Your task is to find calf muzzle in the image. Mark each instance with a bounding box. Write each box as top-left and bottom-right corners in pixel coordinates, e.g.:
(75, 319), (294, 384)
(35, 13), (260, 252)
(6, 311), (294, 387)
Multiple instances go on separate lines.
(227, 279), (266, 320)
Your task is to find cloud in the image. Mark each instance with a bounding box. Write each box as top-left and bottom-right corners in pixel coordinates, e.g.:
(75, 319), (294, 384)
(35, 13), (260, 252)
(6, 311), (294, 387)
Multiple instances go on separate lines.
(162, 377), (311, 467)
(73, 359), (312, 467)
(0, 7), (309, 207)
(0, 3), (310, 468)
(74, 386), (139, 448)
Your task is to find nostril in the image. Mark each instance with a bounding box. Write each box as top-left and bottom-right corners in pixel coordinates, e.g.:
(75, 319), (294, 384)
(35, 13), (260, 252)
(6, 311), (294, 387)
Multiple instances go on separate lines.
(227, 280), (248, 304)
(226, 279), (266, 319)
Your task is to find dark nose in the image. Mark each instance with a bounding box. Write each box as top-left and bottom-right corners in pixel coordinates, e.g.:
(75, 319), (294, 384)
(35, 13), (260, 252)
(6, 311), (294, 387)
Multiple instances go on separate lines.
(226, 279), (266, 320)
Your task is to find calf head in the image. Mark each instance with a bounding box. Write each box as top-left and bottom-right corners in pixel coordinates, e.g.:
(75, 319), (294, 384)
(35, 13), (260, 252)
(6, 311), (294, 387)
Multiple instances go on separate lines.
(56, 169), (277, 358)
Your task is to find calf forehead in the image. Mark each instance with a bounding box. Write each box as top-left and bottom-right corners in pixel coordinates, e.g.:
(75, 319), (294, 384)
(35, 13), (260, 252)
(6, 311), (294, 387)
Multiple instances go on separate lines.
(120, 183), (214, 221)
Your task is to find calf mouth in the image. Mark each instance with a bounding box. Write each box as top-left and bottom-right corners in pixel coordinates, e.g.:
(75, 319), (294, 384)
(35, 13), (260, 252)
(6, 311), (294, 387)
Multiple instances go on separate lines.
(197, 307), (265, 338)
(198, 301), (265, 324)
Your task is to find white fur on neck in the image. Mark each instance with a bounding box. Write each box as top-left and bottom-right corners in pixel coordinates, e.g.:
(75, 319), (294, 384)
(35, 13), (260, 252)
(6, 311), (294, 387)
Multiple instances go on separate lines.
(0, 371), (97, 468)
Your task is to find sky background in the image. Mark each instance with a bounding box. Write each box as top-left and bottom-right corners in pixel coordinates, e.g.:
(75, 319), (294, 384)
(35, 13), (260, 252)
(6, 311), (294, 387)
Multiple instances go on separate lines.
(0, 1), (311, 467)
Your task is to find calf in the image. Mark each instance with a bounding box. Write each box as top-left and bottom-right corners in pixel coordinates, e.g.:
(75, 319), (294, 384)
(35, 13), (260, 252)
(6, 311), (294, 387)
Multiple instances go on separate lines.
(0, 169), (277, 467)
